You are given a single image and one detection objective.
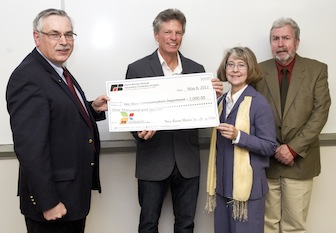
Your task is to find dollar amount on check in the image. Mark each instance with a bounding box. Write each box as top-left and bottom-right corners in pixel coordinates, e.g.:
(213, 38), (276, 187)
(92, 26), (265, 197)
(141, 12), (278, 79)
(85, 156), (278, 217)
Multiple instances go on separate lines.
(106, 73), (219, 132)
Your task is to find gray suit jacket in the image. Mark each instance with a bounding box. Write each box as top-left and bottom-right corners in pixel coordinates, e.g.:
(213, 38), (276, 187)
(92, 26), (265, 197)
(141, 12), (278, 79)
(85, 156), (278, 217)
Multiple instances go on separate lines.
(126, 50), (205, 180)
(256, 54), (331, 179)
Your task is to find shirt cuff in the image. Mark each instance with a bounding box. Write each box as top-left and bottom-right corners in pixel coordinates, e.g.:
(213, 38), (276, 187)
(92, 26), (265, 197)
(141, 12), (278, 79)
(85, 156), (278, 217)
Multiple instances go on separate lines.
(287, 145), (298, 158)
(232, 130), (241, 144)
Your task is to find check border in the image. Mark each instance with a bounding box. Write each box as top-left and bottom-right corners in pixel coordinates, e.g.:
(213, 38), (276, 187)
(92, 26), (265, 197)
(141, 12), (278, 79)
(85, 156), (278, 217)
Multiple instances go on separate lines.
(106, 73), (219, 132)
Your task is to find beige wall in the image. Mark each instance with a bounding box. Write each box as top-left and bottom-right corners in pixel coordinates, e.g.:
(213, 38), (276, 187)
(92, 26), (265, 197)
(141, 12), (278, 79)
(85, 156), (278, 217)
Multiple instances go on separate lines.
(1, 146), (335, 232)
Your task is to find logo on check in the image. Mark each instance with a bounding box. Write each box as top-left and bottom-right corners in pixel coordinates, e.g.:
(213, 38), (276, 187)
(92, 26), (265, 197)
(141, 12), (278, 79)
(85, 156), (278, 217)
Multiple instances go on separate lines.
(110, 84), (124, 92)
(119, 112), (134, 124)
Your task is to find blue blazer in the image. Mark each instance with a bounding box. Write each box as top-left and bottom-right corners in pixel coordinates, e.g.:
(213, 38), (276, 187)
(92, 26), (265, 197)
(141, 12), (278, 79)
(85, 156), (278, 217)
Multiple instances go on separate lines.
(126, 50), (205, 180)
(6, 48), (105, 222)
(216, 85), (276, 200)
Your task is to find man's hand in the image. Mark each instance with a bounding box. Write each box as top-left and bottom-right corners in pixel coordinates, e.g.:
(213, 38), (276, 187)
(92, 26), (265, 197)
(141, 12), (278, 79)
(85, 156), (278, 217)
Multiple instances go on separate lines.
(275, 144), (294, 166)
(92, 95), (110, 113)
(43, 202), (67, 221)
(137, 130), (156, 140)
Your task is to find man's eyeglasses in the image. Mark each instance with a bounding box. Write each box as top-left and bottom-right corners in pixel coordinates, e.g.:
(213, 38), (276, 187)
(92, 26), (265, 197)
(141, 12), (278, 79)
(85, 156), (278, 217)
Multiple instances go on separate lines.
(39, 31), (77, 41)
(226, 62), (247, 71)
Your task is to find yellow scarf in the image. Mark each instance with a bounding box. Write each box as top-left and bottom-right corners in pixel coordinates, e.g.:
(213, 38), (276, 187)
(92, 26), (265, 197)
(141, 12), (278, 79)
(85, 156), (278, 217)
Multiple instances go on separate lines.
(206, 96), (253, 221)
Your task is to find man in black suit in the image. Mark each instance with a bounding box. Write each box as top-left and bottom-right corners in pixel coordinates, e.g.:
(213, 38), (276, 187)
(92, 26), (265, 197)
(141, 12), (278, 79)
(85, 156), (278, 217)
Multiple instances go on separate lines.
(6, 8), (109, 233)
(126, 8), (223, 233)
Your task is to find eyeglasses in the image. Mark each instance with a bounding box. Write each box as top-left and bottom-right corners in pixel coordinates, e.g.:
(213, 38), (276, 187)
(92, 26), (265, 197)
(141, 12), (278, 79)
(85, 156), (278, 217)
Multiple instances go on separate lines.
(226, 62), (247, 71)
(39, 31), (77, 41)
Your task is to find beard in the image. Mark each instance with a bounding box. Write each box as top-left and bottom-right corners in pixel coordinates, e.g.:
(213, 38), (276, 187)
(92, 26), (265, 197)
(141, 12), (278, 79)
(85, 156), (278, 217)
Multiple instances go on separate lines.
(274, 50), (295, 65)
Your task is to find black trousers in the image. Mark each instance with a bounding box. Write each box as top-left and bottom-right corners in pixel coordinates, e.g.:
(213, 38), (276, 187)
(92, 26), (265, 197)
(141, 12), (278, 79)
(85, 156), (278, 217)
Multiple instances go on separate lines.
(25, 216), (86, 233)
(138, 165), (200, 233)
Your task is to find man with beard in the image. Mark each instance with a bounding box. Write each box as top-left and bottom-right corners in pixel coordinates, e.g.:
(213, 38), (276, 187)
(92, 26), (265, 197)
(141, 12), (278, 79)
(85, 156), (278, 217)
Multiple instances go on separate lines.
(256, 17), (331, 233)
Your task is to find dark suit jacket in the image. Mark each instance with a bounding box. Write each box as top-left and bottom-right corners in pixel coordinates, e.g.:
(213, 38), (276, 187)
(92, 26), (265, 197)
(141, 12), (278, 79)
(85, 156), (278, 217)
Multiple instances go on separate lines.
(6, 48), (105, 222)
(126, 50), (205, 180)
(256, 55), (331, 179)
(216, 86), (276, 200)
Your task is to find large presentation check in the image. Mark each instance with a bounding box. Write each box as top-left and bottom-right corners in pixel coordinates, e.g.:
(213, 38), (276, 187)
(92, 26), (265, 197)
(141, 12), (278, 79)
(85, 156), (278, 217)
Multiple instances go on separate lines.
(106, 73), (219, 132)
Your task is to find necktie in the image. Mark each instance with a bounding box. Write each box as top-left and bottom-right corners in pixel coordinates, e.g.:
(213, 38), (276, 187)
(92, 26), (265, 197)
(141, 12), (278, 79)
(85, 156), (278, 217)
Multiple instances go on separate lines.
(63, 68), (93, 132)
(280, 68), (288, 115)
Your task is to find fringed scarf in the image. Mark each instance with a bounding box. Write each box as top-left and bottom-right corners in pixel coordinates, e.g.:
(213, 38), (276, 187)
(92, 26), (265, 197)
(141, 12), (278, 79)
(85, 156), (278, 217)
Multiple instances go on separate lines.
(206, 96), (253, 222)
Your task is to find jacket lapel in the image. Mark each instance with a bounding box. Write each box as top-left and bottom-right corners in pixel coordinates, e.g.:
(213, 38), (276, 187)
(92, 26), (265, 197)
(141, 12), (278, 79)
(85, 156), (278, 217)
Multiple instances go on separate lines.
(283, 56), (305, 117)
(149, 50), (165, 76)
(263, 65), (282, 118)
(32, 48), (93, 129)
(225, 86), (255, 122)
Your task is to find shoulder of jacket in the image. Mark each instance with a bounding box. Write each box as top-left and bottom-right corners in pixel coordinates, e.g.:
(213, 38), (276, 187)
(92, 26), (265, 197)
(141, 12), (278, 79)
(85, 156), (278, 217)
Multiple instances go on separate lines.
(296, 55), (326, 67)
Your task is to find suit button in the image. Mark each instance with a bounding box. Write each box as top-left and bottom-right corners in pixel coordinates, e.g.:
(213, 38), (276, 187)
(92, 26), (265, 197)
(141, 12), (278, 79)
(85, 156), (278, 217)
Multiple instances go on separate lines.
(90, 162), (95, 167)
(32, 202), (36, 205)
(88, 139), (93, 143)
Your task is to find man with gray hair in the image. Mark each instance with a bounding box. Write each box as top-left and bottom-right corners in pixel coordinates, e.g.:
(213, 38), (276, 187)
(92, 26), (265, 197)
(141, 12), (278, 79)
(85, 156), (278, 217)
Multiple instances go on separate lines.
(256, 17), (331, 233)
(126, 8), (223, 233)
(6, 8), (109, 233)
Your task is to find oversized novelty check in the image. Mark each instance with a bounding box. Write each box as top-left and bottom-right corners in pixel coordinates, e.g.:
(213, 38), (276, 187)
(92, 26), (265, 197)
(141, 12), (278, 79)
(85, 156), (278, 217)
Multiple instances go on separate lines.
(106, 73), (219, 132)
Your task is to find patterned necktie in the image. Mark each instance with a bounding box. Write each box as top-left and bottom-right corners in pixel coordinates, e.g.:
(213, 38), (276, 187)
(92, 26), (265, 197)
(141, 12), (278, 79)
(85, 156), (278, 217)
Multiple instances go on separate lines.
(280, 68), (289, 115)
(63, 68), (93, 132)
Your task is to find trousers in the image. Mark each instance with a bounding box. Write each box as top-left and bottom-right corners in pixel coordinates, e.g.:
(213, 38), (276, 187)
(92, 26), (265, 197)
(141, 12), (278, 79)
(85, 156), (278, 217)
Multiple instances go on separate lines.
(264, 177), (313, 233)
(138, 165), (199, 233)
(25, 216), (86, 233)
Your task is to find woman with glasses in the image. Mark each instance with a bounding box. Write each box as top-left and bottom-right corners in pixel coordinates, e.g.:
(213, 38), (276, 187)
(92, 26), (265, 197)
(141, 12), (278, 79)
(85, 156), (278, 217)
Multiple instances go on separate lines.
(206, 47), (276, 233)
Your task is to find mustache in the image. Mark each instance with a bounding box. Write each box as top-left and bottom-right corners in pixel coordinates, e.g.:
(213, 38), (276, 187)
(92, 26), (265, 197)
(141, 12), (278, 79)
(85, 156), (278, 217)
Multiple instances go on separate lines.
(276, 49), (288, 53)
(56, 46), (71, 51)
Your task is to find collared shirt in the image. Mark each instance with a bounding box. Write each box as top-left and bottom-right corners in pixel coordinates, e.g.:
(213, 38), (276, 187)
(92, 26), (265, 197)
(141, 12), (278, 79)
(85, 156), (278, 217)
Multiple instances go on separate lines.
(36, 48), (88, 112)
(36, 48), (64, 79)
(275, 55), (298, 158)
(225, 84), (249, 144)
(275, 55), (296, 84)
(157, 50), (182, 76)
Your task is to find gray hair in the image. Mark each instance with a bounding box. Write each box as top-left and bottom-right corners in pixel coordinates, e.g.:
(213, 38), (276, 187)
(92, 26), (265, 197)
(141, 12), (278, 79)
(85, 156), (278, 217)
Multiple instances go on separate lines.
(152, 8), (186, 34)
(33, 8), (73, 32)
(270, 17), (300, 42)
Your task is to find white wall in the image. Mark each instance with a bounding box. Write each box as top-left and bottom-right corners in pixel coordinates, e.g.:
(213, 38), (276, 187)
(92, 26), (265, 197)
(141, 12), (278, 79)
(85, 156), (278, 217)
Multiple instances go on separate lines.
(1, 0), (336, 231)
(1, 146), (336, 232)
(1, 0), (336, 144)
